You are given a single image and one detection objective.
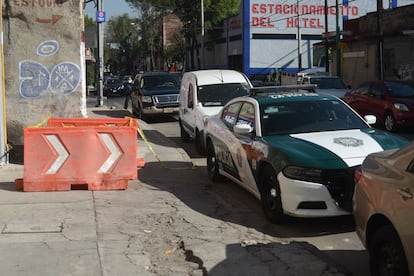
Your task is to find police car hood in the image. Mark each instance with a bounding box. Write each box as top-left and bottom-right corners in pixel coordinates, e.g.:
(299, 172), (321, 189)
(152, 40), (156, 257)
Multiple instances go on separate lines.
(264, 129), (405, 168)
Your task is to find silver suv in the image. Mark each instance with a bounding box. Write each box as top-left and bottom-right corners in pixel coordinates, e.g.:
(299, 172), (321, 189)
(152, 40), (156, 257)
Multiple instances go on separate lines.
(299, 75), (349, 99)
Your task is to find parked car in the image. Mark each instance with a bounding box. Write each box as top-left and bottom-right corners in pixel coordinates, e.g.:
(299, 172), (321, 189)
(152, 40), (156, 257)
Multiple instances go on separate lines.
(204, 85), (408, 224)
(179, 69), (252, 154)
(353, 141), (414, 276)
(103, 77), (124, 97)
(299, 74), (350, 98)
(343, 80), (414, 132)
(131, 72), (180, 119)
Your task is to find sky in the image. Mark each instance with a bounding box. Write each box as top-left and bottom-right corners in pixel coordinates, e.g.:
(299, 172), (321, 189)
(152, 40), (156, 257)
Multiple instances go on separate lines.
(85, 0), (138, 20)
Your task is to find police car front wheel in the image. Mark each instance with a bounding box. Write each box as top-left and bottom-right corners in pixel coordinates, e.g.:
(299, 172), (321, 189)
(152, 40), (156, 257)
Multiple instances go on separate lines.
(260, 166), (286, 224)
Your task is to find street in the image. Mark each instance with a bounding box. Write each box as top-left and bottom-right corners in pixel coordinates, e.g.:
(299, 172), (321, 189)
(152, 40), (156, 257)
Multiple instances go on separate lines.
(105, 95), (414, 276)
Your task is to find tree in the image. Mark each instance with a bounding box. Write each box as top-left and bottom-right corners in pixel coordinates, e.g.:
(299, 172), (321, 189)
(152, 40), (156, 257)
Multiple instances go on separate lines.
(105, 14), (141, 74)
(125, 0), (240, 70)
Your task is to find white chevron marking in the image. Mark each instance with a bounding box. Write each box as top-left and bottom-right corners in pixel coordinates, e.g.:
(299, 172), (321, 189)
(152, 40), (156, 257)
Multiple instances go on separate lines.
(98, 133), (122, 173)
(46, 135), (69, 175)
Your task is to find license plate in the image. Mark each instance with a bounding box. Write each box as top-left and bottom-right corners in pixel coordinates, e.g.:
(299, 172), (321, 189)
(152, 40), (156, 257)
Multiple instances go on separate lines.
(163, 107), (174, 113)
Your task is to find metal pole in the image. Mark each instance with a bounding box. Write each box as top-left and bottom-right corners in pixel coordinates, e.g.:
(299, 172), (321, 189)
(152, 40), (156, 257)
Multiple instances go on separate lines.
(200, 0), (204, 69)
(324, 0), (329, 73)
(335, 0), (340, 77)
(377, 0), (384, 80)
(297, 0), (302, 72)
(96, 0), (104, 107)
(0, 0), (8, 164)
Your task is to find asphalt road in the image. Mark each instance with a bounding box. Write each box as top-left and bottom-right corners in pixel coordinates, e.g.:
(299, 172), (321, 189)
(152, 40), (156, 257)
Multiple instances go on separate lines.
(106, 95), (414, 276)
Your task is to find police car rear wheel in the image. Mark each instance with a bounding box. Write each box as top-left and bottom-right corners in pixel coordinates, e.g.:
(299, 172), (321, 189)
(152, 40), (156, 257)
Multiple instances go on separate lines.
(206, 140), (224, 182)
(260, 166), (285, 224)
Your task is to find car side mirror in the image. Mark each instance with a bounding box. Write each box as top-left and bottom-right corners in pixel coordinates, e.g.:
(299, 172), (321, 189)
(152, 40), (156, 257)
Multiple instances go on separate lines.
(234, 123), (254, 134)
(364, 115), (376, 125)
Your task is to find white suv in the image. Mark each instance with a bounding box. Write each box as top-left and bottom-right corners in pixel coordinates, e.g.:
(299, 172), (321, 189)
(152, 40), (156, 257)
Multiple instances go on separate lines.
(179, 69), (252, 154)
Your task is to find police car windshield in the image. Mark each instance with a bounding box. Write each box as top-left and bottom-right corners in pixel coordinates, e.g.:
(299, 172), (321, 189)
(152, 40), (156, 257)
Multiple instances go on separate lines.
(261, 99), (369, 135)
(198, 83), (249, 106)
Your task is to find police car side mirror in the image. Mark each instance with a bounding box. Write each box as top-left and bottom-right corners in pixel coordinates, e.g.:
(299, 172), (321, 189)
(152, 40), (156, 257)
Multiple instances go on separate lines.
(234, 123), (254, 134)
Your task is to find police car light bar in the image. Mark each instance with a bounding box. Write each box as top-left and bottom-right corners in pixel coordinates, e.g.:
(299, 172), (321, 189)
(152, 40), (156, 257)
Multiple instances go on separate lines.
(249, 84), (317, 96)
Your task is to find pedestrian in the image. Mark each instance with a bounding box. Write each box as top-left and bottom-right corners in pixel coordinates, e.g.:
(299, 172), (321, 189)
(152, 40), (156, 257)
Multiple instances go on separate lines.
(124, 76), (134, 109)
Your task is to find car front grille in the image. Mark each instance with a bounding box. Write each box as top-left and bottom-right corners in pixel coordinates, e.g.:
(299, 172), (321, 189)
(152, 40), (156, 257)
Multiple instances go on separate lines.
(153, 94), (179, 107)
(322, 166), (357, 212)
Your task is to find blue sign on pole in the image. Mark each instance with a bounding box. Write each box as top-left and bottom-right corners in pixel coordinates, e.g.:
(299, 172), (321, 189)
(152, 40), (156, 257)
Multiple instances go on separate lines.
(96, 10), (106, 23)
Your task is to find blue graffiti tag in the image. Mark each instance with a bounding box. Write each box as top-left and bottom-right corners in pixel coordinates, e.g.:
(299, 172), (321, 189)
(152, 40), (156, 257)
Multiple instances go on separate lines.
(19, 60), (50, 99)
(36, 40), (59, 57)
(50, 62), (81, 94)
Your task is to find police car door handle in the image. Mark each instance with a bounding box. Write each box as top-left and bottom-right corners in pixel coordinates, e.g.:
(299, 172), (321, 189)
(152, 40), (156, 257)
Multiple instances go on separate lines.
(397, 188), (413, 199)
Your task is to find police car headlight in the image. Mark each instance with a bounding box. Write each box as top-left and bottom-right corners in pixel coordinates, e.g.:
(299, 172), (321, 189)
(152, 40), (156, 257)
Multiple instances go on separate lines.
(142, 96), (153, 103)
(283, 166), (323, 183)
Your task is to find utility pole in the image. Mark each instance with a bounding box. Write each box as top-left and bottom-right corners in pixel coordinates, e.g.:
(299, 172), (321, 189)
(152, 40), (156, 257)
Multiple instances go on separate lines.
(377, 0), (384, 80)
(0, 0), (7, 164)
(324, 0), (329, 73)
(200, 0), (204, 69)
(96, 0), (105, 107)
(297, 0), (302, 72)
(335, 0), (340, 77)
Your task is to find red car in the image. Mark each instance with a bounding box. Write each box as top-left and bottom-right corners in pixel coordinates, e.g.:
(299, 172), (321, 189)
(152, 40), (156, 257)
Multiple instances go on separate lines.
(343, 80), (414, 132)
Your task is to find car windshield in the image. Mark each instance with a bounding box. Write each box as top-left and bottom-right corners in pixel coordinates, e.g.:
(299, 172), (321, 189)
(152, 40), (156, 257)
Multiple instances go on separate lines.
(141, 75), (179, 89)
(261, 99), (369, 136)
(385, 81), (414, 98)
(106, 78), (122, 85)
(197, 83), (250, 106)
(309, 77), (347, 89)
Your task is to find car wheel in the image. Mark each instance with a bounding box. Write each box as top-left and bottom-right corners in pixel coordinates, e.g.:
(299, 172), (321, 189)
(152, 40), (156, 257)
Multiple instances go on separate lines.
(180, 121), (191, 143)
(260, 166), (285, 224)
(196, 130), (206, 155)
(369, 225), (409, 276)
(206, 140), (224, 182)
(384, 112), (396, 132)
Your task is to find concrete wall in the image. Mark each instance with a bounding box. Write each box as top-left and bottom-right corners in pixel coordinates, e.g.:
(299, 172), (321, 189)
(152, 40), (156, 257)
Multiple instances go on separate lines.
(4, 0), (86, 146)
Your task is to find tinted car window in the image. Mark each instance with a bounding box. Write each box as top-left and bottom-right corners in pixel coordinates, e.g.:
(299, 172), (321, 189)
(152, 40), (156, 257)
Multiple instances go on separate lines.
(385, 81), (414, 98)
(370, 83), (384, 98)
(140, 75), (179, 89)
(222, 102), (242, 127)
(236, 102), (255, 128)
(197, 83), (249, 106)
(354, 83), (371, 96)
(261, 99), (368, 135)
(309, 77), (347, 89)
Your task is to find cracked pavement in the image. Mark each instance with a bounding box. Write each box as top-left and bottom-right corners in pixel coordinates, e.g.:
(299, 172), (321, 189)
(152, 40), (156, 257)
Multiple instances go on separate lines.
(0, 105), (349, 275)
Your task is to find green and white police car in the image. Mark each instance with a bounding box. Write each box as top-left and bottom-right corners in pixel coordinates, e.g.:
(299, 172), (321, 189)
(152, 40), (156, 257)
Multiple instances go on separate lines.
(204, 85), (408, 224)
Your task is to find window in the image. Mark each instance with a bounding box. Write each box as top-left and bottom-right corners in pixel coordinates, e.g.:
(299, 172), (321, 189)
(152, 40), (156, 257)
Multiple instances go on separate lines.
(236, 103), (255, 128)
(187, 84), (194, 108)
(222, 102), (242, 126)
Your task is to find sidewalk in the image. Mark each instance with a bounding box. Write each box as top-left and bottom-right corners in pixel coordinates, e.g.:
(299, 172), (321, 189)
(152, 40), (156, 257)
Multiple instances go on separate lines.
(0, 96), (347, 275)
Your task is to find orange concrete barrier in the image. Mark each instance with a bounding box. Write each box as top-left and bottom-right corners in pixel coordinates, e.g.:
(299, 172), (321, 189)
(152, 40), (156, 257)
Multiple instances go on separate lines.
(15, 117), (143, 192)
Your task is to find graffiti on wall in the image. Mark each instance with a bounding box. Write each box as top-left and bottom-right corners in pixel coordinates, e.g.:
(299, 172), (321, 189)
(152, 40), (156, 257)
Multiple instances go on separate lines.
(19, 40), (81, 99)
(398, 63), (414, 80)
